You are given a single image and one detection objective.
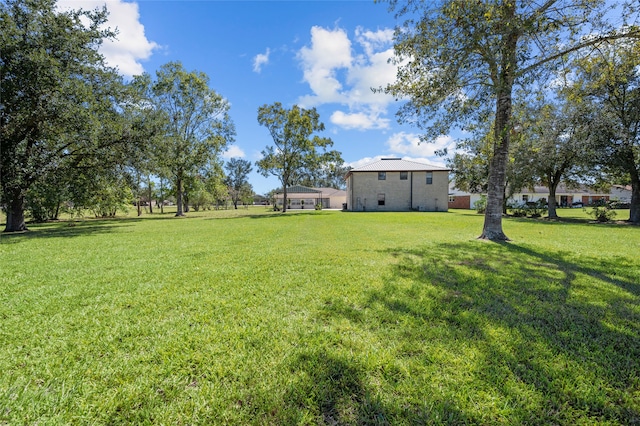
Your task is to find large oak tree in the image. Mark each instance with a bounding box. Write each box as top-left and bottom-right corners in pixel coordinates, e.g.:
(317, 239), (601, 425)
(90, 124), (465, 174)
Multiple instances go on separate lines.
(382, 0), (640, 240)
(1, 0), (131, 232)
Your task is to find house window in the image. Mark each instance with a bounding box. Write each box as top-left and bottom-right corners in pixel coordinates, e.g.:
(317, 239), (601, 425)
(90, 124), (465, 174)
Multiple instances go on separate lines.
(378, 172), (386, 180)
(522, 195), (529, 202)
(449, 196), (455, 202)
(378, 193), (385, 206)
(400, 171), (408, 180)
(426, 172), (433, 185)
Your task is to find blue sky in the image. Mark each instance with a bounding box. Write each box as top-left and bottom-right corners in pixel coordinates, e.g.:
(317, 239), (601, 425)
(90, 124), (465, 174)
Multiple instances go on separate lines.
(58, 0), (457, 194)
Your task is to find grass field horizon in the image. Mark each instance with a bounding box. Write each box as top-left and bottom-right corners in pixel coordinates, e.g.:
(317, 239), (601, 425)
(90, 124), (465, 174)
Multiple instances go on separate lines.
(1, 208), (638, 424)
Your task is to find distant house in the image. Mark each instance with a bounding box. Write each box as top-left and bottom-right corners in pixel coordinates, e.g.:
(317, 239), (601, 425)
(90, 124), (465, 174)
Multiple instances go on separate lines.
(447, 183), (612, 209)
(611, 185), (632, 204)
(345, 158), (450, 212)
(274, 186), (346, 209)
(448, 184), (484, 210)
(512, 185), (610, 207)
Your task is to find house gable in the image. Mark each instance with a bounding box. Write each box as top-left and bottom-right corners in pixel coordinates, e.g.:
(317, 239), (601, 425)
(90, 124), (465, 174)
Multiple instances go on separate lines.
(346, 158), (449, 212)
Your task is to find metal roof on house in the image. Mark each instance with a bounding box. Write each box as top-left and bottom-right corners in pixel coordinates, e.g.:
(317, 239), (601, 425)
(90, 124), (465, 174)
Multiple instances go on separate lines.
(276, 185), (321, 194)
(349, 158), (449, 173)
(313, 187), (346, 197)
(274, 186), (346, 197)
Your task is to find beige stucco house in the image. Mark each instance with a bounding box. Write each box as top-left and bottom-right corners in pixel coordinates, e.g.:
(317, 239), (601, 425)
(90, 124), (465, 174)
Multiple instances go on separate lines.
(274, 186), (347, 209)
(345, 158), (450, 212)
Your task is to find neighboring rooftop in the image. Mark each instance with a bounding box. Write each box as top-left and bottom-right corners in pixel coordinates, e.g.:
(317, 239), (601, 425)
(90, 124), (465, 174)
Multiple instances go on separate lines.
(274, 185), (346, 196)
(348, 158), (449, 174)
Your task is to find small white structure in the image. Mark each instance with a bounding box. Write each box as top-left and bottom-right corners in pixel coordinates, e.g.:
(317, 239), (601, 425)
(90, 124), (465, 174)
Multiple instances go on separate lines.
(345, 158), (449, 212)
(274, 186), (346, 209)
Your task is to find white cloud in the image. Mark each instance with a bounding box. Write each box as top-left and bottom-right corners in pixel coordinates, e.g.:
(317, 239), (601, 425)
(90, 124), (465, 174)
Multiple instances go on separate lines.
(222, 145), (246, 159)
(386, 132), (456, 158)
(253, 48), (270, 73)
(330, 110), (390, 131)
(57, 0), (158, 78)
(297, 26), (352, 106)
(297, 26), (398, 130)
(355, 27), (394, 56)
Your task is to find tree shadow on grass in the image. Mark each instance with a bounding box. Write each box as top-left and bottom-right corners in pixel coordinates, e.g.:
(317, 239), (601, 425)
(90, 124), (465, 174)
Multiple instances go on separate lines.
(279, 349), (388, 424)
(204, 211), (333, 220)
(318, 241), (640, 424)
(0, 220), (134, 243)
(277, 347), (469, 425)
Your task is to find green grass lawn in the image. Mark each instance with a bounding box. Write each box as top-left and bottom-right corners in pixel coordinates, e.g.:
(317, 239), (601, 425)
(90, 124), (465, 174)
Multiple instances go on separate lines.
(1, 208), (638, 425)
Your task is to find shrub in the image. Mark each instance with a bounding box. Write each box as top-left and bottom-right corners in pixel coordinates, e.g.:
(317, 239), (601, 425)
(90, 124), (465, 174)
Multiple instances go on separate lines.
(509, 204), (528, 217)
(587, 205), (617, 222)
(474, 195), (487, 214)
(508, 200), (548, 218)
(527, 200), (548, 218)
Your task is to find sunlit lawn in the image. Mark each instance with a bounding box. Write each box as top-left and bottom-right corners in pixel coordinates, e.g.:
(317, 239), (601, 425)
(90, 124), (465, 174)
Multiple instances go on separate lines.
(1, 207), (638, 424)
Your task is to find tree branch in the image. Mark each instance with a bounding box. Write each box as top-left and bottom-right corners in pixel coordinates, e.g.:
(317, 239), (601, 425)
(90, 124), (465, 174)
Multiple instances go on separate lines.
(519, 29), (640, 76)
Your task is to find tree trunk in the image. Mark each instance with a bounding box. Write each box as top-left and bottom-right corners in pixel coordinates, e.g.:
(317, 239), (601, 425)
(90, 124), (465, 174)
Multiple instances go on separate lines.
(479, 14), (517, 241)
(54, 198), (61, 220)
(176, 174), (185, 216)
(622, 140), (639, 224)
(4, 190), (28, 232)
(481, 138), (509, 239)
(159, 179), (164, 214)
(282, 186), (288, 213)
(547, 182), (558, 219)
(547, 180), (559, 219)
(629, 174), (640, 224)
(148, 175), (153, 214)
(480, 90), (512, 241)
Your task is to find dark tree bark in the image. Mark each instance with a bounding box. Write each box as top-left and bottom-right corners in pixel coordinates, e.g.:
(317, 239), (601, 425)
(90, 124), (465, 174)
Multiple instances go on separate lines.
(629, 167), (640, 224)
(175, 173), (185, 217)
(148, 175), (153, 214)
(480, 18), (517, 241)
(547, 181), (559, 219)
(480, 92), (511, 241)
(4, 189), (28, 233)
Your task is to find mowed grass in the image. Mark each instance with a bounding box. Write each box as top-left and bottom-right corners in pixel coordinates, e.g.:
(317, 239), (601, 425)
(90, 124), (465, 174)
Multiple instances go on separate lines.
(1, 208), (638, 425)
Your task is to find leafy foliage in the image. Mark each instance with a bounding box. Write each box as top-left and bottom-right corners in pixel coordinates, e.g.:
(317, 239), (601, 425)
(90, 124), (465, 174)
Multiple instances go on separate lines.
(519, 99), (596, 218)
(569, 37), (640, 223)
(225, 158), (253, 209)
(383, 0), (640, 239)
(256, 102), (336, 212)
(0, 0), (133, 231)
(145, 62), (235, 216)
(586, 201), (618, 222)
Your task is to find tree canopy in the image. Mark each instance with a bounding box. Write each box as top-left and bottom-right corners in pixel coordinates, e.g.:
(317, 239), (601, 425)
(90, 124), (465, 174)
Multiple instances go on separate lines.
(144, 61), (235, 217)
(225, 158), (253, 209)
(0, 0), (135, 232)
(256, 102), (337, 213)
(569, 38), (640, 223)
(383, 0), (640, 239)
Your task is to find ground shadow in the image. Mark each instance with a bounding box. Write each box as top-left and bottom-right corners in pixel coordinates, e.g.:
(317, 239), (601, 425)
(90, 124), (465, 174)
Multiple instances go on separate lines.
(0, 220), (135, 243)
(318, 241), (640, 423)
(204, 211), (334, 220)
